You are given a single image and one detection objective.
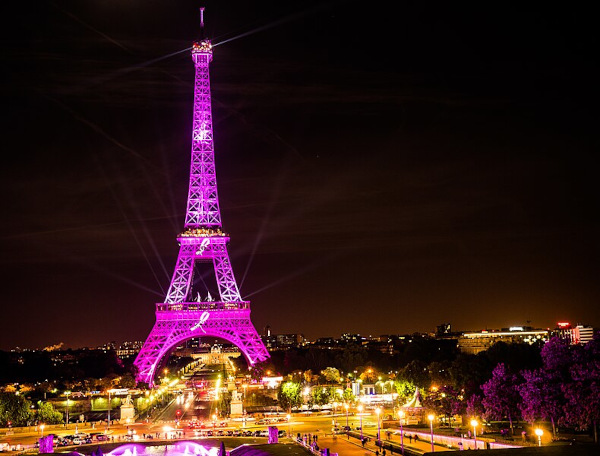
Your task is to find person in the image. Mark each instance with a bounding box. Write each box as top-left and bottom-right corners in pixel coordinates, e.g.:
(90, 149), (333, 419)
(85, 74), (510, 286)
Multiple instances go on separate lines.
(362, 438), (366, 447)
(383, 449), (387, 456)
(458, 442), (464, 451)
(408, 435), (412, 444)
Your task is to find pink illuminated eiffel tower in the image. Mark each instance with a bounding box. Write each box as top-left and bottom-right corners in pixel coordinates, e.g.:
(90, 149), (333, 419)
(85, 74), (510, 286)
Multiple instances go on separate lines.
(134, 10), (269, 386)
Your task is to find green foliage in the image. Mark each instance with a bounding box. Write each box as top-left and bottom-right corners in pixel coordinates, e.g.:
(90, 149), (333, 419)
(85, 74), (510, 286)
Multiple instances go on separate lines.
(342, 387), (355, 403)
(393, 380), (417, 405)
(36, 401), (63, 424)
(320, 367), (341, 383)
(328, 386), (343, 403)
(311, 387), (330, 406)
(0, 393), (33, 427)
(277, 382), (302, 412)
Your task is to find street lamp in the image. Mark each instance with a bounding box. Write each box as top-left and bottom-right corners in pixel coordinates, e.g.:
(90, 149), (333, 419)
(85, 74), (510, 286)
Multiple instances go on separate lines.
(287, 414), (291, 437)
(535, 428), (543, 447)
(470, 419), (478, 449)
(428, 414), (435, 452)
(65, 391), (71, 429)
(375, 407), (381, 444)
(398, 410), (405, 455)
(40, 424), (45, 438)
(357, 405), (363, 440)
(344, 403), (349, 427)
(107, 390), (112, 430)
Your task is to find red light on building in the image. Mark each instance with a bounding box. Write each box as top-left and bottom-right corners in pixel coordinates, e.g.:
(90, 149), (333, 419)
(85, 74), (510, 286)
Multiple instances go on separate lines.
(557, 322), (571, 328)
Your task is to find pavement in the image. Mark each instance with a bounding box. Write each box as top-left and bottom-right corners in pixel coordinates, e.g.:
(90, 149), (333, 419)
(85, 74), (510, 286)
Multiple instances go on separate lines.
(293, 429), (453, 456)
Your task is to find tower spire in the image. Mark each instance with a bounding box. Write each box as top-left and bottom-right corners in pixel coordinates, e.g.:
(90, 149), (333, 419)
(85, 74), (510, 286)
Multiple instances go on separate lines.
(199, 7), (205, 39)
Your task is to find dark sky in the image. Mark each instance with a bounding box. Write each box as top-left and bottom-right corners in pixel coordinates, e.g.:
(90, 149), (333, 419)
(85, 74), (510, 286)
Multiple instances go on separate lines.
(1, 1), (599, 350)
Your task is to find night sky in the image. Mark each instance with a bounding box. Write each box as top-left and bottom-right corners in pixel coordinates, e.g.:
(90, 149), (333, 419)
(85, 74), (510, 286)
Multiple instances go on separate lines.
(2, 1), (599, 350)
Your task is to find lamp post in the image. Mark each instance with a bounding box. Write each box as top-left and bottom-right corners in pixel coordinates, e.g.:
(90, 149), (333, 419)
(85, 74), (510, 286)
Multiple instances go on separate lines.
(470, 419), (478, 449)
(65, 391), (71, 429)
(428, 414), (435, 452)
(535, 428), (543, 447)
(40, 424), (45, 438)
(376, 407), (381, 445)
(357, 404), (364, 440)
(399, 410), (405, 455)
(107, 390), (112, 430)
(344, 403), (349, 427)
(287, 414), (291, 437)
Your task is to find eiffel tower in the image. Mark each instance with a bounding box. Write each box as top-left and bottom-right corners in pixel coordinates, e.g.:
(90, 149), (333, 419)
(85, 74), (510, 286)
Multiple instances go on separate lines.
(134, 10), (269, 386)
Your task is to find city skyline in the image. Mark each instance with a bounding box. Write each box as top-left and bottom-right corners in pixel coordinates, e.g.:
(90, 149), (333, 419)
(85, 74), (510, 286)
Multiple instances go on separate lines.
(2, 1), (599, 350)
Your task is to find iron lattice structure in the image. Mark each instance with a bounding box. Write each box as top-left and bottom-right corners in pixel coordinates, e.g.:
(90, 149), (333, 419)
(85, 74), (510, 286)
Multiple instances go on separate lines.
(134, 38), (269, 386)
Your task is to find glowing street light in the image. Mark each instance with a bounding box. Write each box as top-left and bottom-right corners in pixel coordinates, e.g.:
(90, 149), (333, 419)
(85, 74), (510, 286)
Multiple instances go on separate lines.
(470, 419), (478, 449)
(535, 428), (544, 447)
(428, 414), (435, 452)
(357, 404), (364, 440)
(65, 391), (71, 429)
(40, 424), (45, 438)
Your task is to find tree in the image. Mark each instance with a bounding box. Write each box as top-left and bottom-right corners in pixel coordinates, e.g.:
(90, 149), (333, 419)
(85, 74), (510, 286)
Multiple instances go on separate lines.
(321, 367), (342, 384)
(342, 387), (355, 403)
(0, 393), (33, 427)
(311, 387), (329, 407)
(394, 380), (417, 405)
(518, 336), (574, 438)
(562, 336), (600, 443)
(400, 360), (430, 388)
(359, 367), (379, 383)
(277, 382), (302, 413)
(519, 368), (565, 437)
(423, 385), (464, 426)
(117, 373), (137, 389)
(482, 363), (522, 433)
(36, 401), (63, 424)
(466, 394), (485, 420)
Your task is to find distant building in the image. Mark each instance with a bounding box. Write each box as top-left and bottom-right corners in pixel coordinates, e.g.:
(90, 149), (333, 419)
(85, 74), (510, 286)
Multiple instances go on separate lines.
(312, 337), (338, 349)
(261, 333), (306, 350)
(116, 340), (143, 359)
(340, 333), (365, 345)
(553, 322), (595, 345)
(458, 326), (549, 354)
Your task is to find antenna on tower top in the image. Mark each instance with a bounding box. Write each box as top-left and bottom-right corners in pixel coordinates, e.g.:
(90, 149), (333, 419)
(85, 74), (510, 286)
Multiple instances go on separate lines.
(200, 7), (205, 38)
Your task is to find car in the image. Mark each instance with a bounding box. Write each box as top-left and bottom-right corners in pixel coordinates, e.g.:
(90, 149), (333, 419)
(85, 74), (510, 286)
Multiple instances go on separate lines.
(342, 426), (351, 432)
(243, 430), (253, 437)
(259, 430), (269, 437)
(256, 419), (267, 425)
(216, 430), (225, 436)
(278, 430), (287, 437)
(225, 430), (233, 436)
(206, 430), (213, 437)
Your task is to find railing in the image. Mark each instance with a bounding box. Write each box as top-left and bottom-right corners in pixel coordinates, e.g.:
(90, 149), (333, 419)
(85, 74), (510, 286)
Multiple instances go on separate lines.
(156, 301), (249, 312)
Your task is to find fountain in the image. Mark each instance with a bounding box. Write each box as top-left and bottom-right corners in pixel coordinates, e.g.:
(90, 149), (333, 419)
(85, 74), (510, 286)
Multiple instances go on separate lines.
(107, 442), (219, 456)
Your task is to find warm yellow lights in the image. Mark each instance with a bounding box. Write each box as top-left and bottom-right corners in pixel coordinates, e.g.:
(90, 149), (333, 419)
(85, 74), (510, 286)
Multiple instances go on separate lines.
(470, 419), (478, 427)
(428, 414), (435, 421)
